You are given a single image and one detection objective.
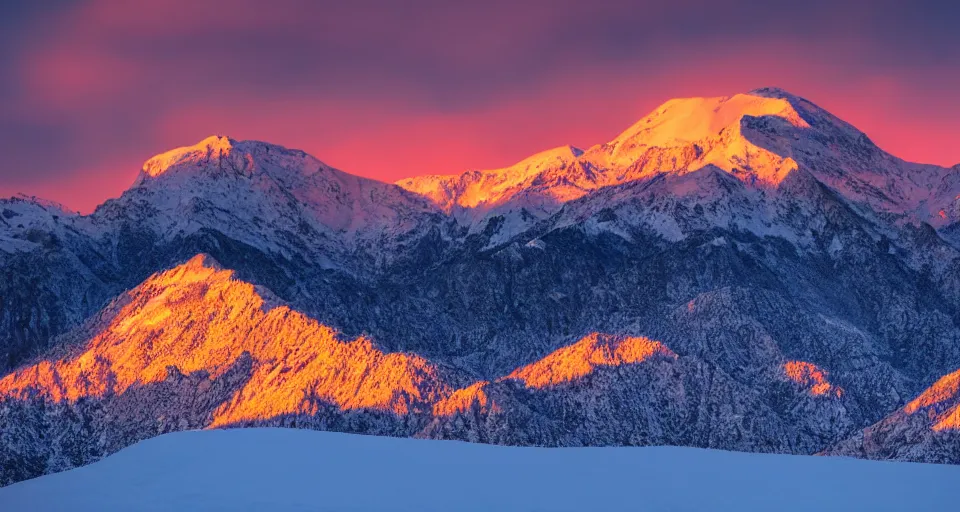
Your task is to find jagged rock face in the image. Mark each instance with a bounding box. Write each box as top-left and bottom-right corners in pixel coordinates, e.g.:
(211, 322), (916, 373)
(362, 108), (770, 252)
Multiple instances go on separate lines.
(2, 88), (960, 486)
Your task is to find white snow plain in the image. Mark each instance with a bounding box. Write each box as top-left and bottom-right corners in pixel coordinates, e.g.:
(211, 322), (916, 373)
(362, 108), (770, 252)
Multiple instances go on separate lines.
(1, 427), (956, 511)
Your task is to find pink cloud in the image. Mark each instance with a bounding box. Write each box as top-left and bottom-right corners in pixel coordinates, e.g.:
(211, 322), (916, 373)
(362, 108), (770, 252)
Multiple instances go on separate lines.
(4, 1), (959, 213)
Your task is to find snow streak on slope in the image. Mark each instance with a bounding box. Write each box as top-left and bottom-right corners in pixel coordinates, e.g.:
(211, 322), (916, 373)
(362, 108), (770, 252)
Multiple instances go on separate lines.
(1, 428), (956, 512)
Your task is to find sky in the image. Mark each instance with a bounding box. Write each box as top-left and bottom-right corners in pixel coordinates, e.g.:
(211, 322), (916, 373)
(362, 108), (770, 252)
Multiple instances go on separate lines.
(1, 0), (958, 212)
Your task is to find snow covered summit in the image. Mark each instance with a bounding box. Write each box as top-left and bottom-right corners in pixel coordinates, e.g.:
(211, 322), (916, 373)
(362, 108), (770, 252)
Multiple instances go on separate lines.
(393, 87), (960, 245)
(95, 134), (443, 260)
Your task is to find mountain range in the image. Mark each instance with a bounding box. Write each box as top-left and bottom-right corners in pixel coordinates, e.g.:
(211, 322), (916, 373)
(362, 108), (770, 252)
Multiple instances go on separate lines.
(2, 87), (960, 485)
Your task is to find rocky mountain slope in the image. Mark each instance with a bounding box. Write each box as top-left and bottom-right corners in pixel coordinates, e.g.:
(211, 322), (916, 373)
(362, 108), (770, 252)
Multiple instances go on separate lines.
(0, 256), (870, 483)
(825, 366), (960, 463)
(2, 87), (959, 485)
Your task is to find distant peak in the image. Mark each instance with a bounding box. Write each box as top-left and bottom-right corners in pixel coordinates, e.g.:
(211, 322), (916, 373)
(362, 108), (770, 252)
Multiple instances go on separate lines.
(7, 193), (77, 215)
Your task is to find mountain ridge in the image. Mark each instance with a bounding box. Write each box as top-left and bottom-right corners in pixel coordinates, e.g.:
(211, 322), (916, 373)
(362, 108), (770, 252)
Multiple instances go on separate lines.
(2, 87), (960, 486)
(4, 87), (959, 254)
(388, 87), (960, 248)
(2, 253), (911, 483)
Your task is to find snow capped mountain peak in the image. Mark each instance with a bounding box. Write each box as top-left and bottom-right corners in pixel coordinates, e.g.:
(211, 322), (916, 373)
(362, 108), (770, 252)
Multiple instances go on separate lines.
(6, 193), (77, 216)
(92, 136), (445, 262)
(396, 88), (841, 216)
(608, 90), (811, 151)
(393, 87), (960, 238)
(104, 90), (956, 249)
(515, 144), (584, 168)
(135, 134), (331, 187)
(395, 88), (840, 239)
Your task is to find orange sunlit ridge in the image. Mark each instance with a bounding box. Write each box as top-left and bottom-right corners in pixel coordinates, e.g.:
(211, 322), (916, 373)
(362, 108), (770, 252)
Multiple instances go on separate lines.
(0, 254), (887, 430)
(504, 333), (676, 389)
(0, 255), (448, 424)
(782, 361), (844, 398)
(904, 368), (960, 432)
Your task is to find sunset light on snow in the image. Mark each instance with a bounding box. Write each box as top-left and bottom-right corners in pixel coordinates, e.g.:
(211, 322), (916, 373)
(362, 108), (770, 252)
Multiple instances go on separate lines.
(1, 2), (958, 508)
(1, 1), (959, 212)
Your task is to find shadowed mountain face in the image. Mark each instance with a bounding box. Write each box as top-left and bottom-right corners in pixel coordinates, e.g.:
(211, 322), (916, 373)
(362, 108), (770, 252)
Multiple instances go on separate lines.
(2, 88), (960, 485)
